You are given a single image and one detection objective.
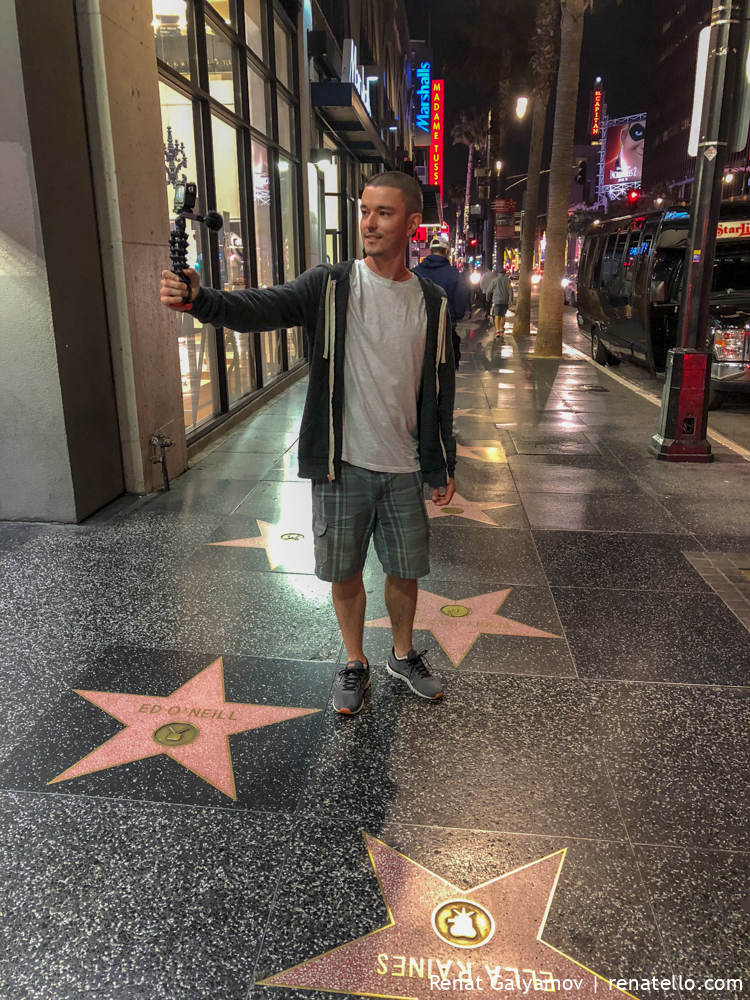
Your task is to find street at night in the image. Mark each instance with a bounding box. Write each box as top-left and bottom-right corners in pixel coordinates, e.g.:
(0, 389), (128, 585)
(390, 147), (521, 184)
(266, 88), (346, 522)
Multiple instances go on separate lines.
(1, 1), (749, 998)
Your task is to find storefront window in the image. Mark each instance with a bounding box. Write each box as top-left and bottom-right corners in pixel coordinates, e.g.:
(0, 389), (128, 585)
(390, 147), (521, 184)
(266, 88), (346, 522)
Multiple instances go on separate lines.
(278, 158), (297, 282)
(277, 94), (295, 153)
(252, 140), (274, 287)
(287, 327), (305, 367)
(261, 331), (283, 383)
(244, 0), (264, 59)
(225, 331), (257, 404)
(159, 82), (217, 432)
(152, 0), (191, 80)
(307, 162), (324, 268)
(248, 61), (269, 134)
(274, 18), (292, 90)
(205, 23), (236, 112)
(208, 0), (232, 27)
(212, 115), (245, 290)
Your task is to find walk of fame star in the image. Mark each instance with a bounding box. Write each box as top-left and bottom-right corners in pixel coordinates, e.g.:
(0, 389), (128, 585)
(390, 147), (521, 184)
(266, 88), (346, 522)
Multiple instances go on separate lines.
(427, 493), (515, 526)
(456, 444), (507, 464)
(366, 589), (561, 665)
(50, 658), (319, 798)
(209, 519), (315, 571)
(452, 408), (483, 418)
(258, 833), (633, 1000)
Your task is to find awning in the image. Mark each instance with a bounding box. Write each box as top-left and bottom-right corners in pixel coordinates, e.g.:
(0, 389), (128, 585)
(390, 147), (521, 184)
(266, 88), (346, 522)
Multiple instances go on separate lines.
(311, 82), (391, 164)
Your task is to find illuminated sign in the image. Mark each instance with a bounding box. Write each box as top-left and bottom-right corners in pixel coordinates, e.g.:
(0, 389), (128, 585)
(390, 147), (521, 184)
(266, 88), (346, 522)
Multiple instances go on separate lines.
(717, 220), (750, 238)
(589, 89), (603, 138)
(416, 61), (431, 132)
(342, 39), (372, 117)
(601, 114), (646, 194)
(430, 79), (444, 198)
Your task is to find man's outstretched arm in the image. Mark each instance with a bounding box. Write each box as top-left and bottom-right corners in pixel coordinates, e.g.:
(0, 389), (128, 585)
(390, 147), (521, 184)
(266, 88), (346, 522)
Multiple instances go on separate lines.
(160, 266), (324, 333)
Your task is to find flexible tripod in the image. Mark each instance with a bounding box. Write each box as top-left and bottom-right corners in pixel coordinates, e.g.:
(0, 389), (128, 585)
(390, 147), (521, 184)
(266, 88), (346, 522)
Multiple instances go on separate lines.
(168, 181), (223, 309)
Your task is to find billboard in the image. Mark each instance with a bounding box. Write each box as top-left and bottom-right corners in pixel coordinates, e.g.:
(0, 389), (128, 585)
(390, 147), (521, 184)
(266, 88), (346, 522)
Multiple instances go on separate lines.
(429, 79), (444, 198)
(414, 49), (432, 147)
(602, 117), (646, 191)
(589, 89), (603, 139)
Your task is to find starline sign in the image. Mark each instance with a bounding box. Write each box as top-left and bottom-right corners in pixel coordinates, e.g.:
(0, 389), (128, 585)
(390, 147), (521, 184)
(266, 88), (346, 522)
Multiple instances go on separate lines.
(430, 79), (444, 197)
(416, 61), (431, 132)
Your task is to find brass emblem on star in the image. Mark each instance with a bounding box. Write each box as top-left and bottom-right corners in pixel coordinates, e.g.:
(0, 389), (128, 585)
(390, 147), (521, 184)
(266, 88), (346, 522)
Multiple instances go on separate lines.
(441, 506), (464, 515)
(440, 604), (472, 618)
(153, 723), (200, 747)
(432, 899), (495, 949)
(280, 532), (304, 541)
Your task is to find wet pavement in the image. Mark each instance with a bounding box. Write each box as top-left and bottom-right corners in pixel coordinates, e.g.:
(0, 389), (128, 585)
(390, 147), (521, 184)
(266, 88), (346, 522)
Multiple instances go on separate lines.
(1, 311), (749, 1000)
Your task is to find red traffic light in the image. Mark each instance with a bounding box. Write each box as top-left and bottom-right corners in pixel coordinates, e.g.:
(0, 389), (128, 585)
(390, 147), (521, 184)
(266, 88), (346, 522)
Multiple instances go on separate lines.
(627, 188), (640, 204)
(469, 238), (477, 245)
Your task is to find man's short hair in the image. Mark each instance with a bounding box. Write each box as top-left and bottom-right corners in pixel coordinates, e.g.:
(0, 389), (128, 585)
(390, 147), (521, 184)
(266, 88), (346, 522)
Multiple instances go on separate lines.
(362, 171), (423, 216)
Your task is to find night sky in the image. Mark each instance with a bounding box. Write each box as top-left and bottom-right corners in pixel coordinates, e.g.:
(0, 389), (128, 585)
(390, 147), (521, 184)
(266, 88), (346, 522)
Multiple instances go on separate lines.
(404, 0), (653, 205)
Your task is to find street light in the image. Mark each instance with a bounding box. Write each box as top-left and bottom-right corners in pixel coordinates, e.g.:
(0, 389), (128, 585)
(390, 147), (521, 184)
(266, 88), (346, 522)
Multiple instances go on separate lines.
(495, 160), (503, 172)
(515, 96), (528, 119)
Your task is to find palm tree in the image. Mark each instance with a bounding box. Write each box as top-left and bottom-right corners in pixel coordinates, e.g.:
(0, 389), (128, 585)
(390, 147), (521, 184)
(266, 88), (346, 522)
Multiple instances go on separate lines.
(451, 110), (488, 238)
(536, 0), (590, 356)
(513, 0), (559, 339)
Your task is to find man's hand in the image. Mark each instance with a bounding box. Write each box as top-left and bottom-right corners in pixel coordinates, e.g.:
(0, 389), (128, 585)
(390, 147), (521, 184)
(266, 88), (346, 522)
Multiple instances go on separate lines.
(160, 268), (200, 311)
(432, 478), (456, 506)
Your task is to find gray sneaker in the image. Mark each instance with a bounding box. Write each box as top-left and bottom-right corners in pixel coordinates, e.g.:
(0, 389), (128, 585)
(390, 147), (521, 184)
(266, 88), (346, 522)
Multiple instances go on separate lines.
(332, 661), (371, 715)
(386, 649), (443, 700)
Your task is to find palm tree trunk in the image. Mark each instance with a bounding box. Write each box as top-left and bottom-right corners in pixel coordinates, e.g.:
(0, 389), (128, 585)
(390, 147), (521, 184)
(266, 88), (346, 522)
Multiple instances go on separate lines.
(513, 94), (548, 338)
(463, 143), (474, 237)
(536, 0), (587, 356)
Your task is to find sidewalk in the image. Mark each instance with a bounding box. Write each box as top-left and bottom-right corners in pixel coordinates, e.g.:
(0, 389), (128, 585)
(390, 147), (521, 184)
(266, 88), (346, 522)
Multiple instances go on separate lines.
(0, 312), (748, 1000)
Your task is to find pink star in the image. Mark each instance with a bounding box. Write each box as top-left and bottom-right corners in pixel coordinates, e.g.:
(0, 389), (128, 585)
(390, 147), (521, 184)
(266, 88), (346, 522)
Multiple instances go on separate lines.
(209, 519), (315, 571)
(457, 443), (507, 463)
(49, 659), (319, 798)
(427, 492), (516, 526)
(366, 589), (561, 665)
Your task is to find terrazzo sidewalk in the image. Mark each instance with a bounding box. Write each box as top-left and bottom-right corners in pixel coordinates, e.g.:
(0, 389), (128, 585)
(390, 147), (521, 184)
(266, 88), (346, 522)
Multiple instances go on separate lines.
(0, 313), (748, 1000)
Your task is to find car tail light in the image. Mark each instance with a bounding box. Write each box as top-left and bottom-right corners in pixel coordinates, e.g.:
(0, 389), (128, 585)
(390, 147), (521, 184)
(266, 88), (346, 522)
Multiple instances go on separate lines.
(712, 327), (747, 361)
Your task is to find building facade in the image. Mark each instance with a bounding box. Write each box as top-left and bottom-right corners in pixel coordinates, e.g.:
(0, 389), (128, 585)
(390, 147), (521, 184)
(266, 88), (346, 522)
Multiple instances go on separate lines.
(1, 0), (414, 522)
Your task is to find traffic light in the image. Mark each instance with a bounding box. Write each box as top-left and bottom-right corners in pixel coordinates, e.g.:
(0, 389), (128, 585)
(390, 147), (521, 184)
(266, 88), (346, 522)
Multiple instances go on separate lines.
(575, 159), (587, 186)
(627, 188), (640, 204)
(469, 238), (477, 246)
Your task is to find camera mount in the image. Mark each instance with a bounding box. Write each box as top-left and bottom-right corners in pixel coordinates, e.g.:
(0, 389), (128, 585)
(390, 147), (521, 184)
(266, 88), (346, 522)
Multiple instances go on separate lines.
(168, 182), (223, 310)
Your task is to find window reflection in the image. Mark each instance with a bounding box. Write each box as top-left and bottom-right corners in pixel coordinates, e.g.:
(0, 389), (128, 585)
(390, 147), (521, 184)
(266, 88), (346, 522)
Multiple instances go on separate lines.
(274, 18), (292, 89)
(159, 82), (216, 431)
(261, 331), (283, 382)
(245, 0), (264, 58)
(252, 140), (274, 287)
(209, 0), (232, 26)
(205, 24), (235, 111)
(287, 327), (305, 367)
(212, 115), (245, 290)
(225, 331), (257, 404)
(152, 0), (190, 80)
(277, 94), (295, 152)
(279, 158), (297, 282)
(248, 61), (269, 134)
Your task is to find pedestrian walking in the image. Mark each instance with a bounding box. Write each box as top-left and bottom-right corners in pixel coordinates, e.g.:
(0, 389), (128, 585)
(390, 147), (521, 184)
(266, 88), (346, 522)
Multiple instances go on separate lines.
(160, 172), (456, 716)
(486, 266), (514, 336)
(413, 235), (470, 369)
(480, 267), (497, 321)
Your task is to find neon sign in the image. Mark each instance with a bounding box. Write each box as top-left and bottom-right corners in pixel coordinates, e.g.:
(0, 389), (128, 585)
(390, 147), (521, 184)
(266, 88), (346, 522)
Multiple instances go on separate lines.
(590, 89), (603, 138)
(430, 79), (444, 197)
(416, 61), (431, 132)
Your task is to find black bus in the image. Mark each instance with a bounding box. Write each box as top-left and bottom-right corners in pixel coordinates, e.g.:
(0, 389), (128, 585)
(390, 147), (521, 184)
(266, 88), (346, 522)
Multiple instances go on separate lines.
(576, 202), (750, 408)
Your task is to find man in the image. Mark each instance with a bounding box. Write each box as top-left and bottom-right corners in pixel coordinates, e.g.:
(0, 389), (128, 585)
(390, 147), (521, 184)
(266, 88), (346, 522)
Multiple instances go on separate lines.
(486, 266), (514, 337)
(479, 267), (497, 321)
(160, 172), (457, 717)
(413, 235), (470, 369)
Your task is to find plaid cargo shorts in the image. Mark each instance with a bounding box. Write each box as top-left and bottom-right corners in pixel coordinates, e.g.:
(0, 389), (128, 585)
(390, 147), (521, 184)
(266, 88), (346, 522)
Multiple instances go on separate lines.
(311, 462), (431, 583)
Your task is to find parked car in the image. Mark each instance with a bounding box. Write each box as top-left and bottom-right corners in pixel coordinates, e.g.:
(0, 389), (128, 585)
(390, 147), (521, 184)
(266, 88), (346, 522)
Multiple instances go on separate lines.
(576, 203), (750, 409)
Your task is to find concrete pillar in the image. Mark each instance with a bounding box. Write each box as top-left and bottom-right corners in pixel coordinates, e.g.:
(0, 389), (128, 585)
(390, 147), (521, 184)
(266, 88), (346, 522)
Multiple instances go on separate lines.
(75, 0), (189, 494)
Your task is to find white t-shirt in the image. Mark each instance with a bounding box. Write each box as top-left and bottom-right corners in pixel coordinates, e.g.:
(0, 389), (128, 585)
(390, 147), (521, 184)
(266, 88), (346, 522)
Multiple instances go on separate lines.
(341, 259), (428, 474)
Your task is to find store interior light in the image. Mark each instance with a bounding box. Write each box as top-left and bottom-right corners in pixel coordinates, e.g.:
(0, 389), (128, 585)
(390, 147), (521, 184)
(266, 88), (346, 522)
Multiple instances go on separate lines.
(515, 96), (528, 119)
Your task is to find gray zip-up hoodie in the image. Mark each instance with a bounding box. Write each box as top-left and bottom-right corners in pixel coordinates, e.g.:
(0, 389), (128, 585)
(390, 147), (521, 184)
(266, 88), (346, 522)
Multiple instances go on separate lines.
(190, 260), (456, 487)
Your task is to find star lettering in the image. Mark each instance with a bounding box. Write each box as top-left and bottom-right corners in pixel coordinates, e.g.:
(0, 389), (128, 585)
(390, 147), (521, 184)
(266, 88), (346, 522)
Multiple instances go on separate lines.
(366, 589), (561, 665)
(209, 519), (315, 571)
(427, 492), (516, 526)
(259, 834), (633, 1000)
(50, 658), (319, 798)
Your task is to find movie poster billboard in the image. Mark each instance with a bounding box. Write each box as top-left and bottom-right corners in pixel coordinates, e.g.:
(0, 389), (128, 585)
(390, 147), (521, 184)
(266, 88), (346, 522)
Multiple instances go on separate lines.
(603, 117), (646, 189)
